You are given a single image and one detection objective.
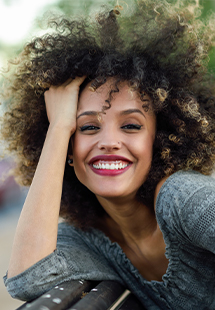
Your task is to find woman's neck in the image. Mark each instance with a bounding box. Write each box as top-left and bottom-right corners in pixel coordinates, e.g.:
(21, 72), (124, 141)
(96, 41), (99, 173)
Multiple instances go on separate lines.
(95, 195), (168, 282)
(96, 195), (157, 245)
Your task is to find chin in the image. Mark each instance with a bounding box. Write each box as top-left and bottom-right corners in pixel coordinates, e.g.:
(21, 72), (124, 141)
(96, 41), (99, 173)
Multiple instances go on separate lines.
(95, 189), (137, 202)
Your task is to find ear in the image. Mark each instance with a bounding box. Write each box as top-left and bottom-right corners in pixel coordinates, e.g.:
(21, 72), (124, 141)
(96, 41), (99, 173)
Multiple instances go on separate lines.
(67, 155), (74, 167)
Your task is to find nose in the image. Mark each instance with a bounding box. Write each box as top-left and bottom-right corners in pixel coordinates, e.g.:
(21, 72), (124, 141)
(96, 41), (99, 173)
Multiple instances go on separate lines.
(97, 128), (121, 151)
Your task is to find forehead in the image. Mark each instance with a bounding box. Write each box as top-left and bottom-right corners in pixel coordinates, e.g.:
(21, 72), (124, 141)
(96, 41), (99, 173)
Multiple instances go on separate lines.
(78, 80), (148, 111)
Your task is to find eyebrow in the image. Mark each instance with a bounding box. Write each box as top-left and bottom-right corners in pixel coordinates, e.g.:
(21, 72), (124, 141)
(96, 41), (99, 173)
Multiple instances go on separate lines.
(120, 109), (145, 117)
(77, 108), (145, 119)
(77, 111), (98, 119)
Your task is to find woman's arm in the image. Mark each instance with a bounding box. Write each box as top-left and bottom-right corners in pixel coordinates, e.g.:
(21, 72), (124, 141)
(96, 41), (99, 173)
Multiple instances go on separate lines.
(7, 76), (85, 278)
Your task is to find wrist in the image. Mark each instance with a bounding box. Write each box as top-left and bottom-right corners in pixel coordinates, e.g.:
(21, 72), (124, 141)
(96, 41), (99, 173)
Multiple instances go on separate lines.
(48, 122), (76, 137)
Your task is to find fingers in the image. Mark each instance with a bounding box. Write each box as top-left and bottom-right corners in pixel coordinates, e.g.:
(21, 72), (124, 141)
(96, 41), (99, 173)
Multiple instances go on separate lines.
(57, 76), (86, 88)
(65, 76), (86, 89)
(44, 76), (87, 132)
(60, 78), (73, 87)
(45, 76), (86, 98)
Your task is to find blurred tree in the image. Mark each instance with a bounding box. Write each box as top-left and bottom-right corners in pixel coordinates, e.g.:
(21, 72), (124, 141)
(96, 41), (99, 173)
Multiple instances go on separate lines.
(49, 0), (107, 15)
(200, 0), (215, 72)
(41, 0), (135, 16)
(201, 0), (215, 17)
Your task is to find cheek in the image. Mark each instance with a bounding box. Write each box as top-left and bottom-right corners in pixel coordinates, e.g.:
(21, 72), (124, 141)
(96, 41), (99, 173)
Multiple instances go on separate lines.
(72, 133), (94, 168)
(131, 135), (154, 159)
(71, 136), (86, 182)
(72, 133), (85, 159)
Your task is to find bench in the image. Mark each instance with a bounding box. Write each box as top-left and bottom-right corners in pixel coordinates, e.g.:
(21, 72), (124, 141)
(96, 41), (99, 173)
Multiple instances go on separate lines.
(16, 280), (144, 310)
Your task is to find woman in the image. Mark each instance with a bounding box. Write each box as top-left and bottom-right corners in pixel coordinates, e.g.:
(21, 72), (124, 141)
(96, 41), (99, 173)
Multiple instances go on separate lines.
(2, 0), (215, 309)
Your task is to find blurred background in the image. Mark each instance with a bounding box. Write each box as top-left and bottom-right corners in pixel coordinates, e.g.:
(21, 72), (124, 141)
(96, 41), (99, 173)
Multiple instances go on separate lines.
(0, 0), (215, 309)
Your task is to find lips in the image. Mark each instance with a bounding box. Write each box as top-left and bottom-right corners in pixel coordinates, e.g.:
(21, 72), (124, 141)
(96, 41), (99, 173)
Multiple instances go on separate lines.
(92, 161), (129, 170)
(88, 155), (132, 176)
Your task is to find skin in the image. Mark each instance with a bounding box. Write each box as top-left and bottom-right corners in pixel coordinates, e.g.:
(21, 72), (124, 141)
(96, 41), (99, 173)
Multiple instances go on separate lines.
(7, 78), (168, 282)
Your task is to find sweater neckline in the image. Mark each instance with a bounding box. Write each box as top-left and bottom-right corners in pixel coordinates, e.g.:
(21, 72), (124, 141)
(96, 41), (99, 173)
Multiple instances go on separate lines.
(84, 224), (167, 286)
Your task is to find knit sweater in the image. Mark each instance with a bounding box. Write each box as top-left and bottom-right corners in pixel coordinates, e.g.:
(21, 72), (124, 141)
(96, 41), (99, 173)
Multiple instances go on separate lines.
(3, 170), (215, 309)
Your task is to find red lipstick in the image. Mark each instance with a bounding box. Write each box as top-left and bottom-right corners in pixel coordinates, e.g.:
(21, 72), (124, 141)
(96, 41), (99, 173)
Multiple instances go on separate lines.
(88, 155), (132, 176)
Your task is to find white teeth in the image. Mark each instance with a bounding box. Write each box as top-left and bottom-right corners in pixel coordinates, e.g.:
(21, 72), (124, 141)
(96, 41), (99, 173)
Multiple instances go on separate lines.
(110, 163), (115, 170)
(92, 161), (129, 170)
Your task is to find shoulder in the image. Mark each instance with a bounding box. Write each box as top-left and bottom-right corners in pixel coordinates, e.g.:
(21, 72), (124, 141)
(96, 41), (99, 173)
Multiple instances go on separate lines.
(155, 170), (215, 249)
(155, 170), (215, 208)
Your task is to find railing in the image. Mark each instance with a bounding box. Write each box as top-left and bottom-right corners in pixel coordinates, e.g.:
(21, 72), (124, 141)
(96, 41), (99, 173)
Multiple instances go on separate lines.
(16, 280), (144, 310)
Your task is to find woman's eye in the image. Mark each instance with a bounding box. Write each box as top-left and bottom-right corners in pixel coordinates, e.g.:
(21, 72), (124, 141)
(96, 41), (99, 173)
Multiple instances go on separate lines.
(80, 125), (100, 131)
(121, 124), (142, 130)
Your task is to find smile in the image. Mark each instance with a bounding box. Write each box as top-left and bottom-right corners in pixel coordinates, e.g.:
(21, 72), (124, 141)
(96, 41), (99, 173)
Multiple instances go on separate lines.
(88, 155), (132, 176)
(92, 161), (129, 170)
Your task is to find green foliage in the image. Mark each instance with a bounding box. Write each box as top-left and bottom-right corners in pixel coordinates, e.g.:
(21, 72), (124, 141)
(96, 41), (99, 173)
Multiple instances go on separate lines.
(200, 0), (215, 18)
(43, 0), (134, 16)
(200, 0), (215, 72)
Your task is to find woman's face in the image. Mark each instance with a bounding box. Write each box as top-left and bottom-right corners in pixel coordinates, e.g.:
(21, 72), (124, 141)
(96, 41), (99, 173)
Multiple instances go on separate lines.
(72, 80), (156, 202)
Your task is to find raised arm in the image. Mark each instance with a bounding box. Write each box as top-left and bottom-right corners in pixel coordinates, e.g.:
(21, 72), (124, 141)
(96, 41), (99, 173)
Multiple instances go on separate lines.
(7, 76), (85, 278)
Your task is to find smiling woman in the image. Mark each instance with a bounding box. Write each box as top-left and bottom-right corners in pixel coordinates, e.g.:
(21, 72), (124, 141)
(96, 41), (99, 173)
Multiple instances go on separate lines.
(2, 0), (215, 309)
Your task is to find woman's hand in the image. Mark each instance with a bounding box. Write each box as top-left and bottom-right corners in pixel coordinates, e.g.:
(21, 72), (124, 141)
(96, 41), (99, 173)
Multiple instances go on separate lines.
(44, 76), (86, 134)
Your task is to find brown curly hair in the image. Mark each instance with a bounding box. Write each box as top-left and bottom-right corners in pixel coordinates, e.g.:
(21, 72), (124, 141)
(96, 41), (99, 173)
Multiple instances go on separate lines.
(1, 0), (215, 229)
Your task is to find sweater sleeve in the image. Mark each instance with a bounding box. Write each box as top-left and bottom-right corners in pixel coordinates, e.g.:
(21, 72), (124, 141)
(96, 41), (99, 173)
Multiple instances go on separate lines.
(3, 222), (121, 301)
(156, 170), (215, 253)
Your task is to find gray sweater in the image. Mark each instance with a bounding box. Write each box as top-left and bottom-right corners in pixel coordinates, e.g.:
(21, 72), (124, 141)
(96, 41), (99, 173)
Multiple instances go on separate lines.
(3, 171), (215, 309)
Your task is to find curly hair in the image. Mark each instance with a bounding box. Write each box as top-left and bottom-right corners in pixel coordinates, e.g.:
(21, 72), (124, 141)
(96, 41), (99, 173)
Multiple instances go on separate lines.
(1, 0), (215, 229)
